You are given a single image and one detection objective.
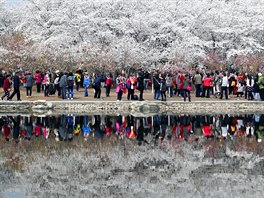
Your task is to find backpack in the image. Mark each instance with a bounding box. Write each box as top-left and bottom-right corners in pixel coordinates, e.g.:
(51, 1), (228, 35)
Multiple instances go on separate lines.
(68, 76), (74, 87)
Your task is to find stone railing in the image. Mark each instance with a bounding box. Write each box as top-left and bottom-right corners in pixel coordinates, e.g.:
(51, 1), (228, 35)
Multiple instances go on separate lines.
(0, 100), (264, 115)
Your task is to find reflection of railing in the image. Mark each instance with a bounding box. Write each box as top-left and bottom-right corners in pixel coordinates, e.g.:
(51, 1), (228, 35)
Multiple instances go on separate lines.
(1, 100), (264, 115)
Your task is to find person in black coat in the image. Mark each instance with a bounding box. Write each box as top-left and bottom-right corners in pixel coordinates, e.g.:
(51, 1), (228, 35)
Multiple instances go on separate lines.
(137, 72), (145, 101)
(93, 74), (105, 99)
(153, 72), (161, 100)
(9, 72), (21, 101)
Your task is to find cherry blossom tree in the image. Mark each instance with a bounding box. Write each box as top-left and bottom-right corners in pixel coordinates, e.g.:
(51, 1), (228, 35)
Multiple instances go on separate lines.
(1, 0), (264, 72)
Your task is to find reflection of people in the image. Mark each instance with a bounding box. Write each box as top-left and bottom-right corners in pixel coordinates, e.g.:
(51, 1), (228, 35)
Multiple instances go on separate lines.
(59, 115), (67, 141)
(152, 115), (161, 143)
(67, 114), (74, 141)
(220, 115), (229, 139)
(9, 116), (21, 143)
(137, 118), (148, 145)
(24, 116), (33, 141)
(74, 116), (82, 136)
(42, 116), (50, 139)
(53, 116), (60, 141)
(105, 116), (113, 136)
(244, 114), (254, 137)
(34, 117), (42, 137)
(92, 115), (105, 139)
(126, 115), (136, 139)
(82, 115), (91, 140)
(255, 115), (264, 142)
(228, 115), (237, 136)
(180, 114), (192, 141)
(3, 121), (11, 141)
(201, 115), (213, 138)
(115, 115), (123, 139)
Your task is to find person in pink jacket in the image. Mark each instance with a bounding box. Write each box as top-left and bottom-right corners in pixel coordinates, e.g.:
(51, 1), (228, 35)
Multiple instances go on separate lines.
(34, 70), (42, 93)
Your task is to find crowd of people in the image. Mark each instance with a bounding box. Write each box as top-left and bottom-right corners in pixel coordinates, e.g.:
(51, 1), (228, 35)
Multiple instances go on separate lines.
(0, 114), (263, 144)
(0, 68), (263, 101)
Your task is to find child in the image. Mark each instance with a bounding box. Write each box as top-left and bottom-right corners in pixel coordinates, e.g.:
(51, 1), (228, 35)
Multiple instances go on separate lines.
(236, 81), (244, 99)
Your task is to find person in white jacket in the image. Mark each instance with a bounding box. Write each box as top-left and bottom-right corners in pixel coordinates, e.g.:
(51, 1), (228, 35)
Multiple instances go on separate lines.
(220, 73), (228, 99)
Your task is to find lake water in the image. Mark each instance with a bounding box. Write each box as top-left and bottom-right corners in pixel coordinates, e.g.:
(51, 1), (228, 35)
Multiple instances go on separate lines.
(0, 113), (264, 197)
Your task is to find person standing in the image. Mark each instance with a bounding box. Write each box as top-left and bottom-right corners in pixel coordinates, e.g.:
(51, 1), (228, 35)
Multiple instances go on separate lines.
(54, 71), (61, 98)
(83, 72), (90, 97)
(257, 72), (264, 101)
(165, 73), (173, 97)
(202, 73), (211, 98)
(59, 72), (68, 100)
(9, 72), (21, 101)
(34, 70), (42, 93)
(126, 74), (137, 100)
(105, 74), (113, 97)
(137, 72), (145, 101)
(67, 72), (75, 99)
(116, 74), (125, 101)
(193, 71), (202, 97)
(160, 75), (167, 101)
(220, 73), (228, 100)
(183, 74), (192, 102)
(246, 74), (254, 100)
(228, 73), (237, 96)
(214, 71), (222, 97)
(74, 71), (82, 91)
(1, 75), (11, 100)
(93, 74), (105, 99)
(43, 72), (50, 97)
(25, 72), (33, 98)
(153, 72), (161, 100)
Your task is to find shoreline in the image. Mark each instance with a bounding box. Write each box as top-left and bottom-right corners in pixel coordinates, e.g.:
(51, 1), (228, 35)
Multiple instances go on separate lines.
(0, 100), (264, 115)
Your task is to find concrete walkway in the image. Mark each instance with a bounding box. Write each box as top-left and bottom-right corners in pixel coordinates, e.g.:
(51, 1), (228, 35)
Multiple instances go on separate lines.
(0, 87), (260, 102)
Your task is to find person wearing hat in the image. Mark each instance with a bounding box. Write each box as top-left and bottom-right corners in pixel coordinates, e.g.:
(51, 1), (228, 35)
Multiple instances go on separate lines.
(256, 72), (264, 101)
(8, 72), (21, 101)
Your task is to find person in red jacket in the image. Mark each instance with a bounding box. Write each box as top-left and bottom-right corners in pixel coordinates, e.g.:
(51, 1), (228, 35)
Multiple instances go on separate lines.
(1, 75), (11, 100)
(202, 73), (211, 98)
(105, 74), (113, 97)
